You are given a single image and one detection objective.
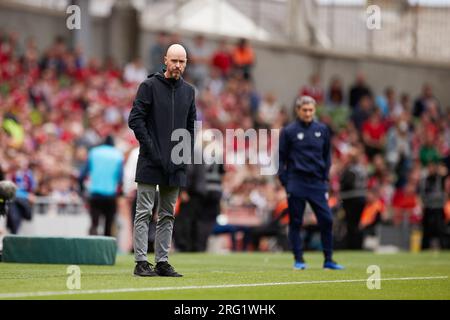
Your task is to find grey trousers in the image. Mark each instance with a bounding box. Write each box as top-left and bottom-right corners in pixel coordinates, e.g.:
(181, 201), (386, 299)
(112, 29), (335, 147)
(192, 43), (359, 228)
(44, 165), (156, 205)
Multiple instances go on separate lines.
(134, 184), (179, 263)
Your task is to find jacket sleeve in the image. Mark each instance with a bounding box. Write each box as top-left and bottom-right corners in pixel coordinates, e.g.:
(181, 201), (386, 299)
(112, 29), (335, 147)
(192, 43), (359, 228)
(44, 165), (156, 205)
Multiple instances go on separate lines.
(323, 126), (332, 182)
(278, 128), (289, 187)
(128, 82), (160, 162)
(78, 152), (91, 195)
(187, 91), (197, 161)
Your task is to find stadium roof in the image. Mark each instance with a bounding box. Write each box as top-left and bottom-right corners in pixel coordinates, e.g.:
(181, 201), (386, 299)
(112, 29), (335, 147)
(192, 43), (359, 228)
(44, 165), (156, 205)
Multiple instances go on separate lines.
(408, 0), (450, 6)
(317, 0), (450, 6)
(141, 0), (271, 40)
(3, 0), (449, 16)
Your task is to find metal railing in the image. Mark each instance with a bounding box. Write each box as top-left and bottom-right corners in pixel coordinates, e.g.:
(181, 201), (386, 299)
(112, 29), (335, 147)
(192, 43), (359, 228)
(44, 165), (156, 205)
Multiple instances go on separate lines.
(32, 196), (88, 215)
(4, 0), (448, 62)
(147, 0), (450, 63)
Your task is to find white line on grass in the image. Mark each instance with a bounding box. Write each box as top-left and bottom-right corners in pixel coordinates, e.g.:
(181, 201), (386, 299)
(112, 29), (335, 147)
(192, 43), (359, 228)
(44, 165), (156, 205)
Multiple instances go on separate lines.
(0, 276), (447, 299)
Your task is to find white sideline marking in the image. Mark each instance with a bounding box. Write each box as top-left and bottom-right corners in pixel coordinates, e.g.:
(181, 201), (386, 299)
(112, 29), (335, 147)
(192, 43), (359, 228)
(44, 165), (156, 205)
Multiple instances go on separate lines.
(0, 276), (447, 299)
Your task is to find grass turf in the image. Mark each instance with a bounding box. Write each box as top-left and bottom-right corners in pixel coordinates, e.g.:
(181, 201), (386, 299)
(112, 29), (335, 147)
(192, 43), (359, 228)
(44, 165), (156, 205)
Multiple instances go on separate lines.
(0, 251), (449, 300)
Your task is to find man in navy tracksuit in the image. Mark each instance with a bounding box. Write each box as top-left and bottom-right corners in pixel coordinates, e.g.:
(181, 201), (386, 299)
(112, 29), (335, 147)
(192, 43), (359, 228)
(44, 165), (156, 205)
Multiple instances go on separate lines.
(278, 96), (344, 270)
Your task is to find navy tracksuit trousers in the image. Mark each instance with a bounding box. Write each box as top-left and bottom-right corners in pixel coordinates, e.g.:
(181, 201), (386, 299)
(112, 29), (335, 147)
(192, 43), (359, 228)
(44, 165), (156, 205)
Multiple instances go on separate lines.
(287, 190), (333, 262)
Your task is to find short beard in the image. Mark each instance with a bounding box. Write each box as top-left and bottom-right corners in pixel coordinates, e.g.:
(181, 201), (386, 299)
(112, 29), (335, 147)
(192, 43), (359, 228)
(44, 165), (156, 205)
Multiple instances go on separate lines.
(171, 71), (181, 79)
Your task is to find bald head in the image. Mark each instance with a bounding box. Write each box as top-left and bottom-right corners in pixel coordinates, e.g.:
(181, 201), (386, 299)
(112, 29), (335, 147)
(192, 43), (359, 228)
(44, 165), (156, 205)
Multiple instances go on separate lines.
(166, 44), (187, 57)
(164, 43), (187, 80)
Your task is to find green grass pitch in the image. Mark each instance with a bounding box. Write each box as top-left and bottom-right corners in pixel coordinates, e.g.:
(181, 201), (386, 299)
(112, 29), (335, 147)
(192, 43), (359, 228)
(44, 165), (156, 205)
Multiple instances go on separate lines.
(0, 251), (449, 300)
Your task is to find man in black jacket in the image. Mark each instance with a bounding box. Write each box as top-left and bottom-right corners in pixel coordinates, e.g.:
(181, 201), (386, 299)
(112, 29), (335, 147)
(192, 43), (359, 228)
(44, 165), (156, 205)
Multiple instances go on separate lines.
(340, 147), (367, 249)
(128, 44), (196, 277)
(419, 161), (448, 249)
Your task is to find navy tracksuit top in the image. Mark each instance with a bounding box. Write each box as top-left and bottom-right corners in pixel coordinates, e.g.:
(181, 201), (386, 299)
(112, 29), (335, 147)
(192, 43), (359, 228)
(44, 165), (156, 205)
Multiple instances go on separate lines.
(278, 119), (331, 196)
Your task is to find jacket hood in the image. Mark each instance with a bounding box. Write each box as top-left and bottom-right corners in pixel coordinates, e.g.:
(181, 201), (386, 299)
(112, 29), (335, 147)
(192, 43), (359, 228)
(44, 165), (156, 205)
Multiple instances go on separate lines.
(150, 72), (184, 88)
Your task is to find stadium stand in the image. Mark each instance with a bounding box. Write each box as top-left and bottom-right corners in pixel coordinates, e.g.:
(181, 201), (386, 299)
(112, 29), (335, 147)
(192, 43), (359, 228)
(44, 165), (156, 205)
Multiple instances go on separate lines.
(0, 0), (449, 255)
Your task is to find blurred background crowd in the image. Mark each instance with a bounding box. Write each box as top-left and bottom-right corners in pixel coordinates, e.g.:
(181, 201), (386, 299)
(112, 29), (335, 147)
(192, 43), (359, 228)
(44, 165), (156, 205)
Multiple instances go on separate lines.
(0, 26), (449, 252)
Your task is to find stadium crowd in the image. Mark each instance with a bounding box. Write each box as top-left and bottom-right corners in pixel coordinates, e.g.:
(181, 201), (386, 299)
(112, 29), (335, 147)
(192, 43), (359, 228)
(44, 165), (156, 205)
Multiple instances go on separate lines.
(0, 30), (449, 251)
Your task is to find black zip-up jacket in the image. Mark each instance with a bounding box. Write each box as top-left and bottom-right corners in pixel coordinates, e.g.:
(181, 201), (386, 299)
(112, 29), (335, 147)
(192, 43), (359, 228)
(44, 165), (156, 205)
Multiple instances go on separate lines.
(128, 72), (197, 187)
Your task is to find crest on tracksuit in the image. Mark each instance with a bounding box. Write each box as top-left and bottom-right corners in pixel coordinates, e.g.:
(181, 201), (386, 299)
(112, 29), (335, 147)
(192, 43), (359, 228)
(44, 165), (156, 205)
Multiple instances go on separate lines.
(297, 132), (304, 140)
(315, 131), (322, 138)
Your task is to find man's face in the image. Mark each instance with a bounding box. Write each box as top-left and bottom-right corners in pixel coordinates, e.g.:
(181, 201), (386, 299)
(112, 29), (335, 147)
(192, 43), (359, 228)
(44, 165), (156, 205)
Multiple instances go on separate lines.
(164, 52), (187, 79)
(296, 103), (315, 123)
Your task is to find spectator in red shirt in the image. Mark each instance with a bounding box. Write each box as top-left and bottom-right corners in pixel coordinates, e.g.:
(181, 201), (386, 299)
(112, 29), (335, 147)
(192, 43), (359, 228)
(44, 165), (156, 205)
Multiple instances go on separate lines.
(103, 56), (122, 80)
(392, 181), (420, 226)
(300, 73), (324, 105)
(362, 109), (388, 160)
(212, 39), (233, 78)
